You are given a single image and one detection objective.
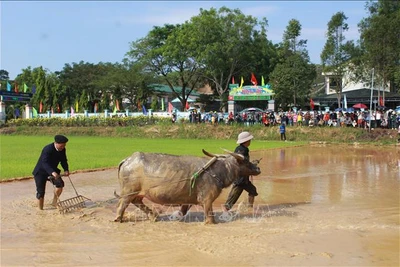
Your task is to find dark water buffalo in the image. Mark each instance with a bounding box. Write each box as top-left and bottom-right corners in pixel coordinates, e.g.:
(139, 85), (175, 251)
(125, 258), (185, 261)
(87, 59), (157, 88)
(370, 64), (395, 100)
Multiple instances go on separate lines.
(114, 149), (261, 224)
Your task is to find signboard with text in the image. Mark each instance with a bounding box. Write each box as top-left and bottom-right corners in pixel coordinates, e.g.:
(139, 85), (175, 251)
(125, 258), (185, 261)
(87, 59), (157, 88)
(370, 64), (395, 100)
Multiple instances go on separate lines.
(228, 85), (274, 101)
(0, 91), (32, 102)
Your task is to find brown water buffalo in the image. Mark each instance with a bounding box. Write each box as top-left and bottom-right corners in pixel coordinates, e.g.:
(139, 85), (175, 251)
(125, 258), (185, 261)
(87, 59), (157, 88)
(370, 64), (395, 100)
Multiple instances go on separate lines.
(114, 149), (261, 224)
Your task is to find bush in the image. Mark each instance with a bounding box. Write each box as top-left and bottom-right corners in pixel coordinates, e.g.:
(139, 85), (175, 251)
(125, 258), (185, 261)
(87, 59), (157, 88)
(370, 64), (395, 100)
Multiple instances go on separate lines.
(6, 116), (171, 128)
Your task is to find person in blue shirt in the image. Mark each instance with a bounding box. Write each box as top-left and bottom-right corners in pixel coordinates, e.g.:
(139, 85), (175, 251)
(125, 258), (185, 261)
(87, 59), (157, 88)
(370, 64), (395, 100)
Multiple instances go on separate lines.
(32, 135), (70, 210)
(279, 122), (286, 141)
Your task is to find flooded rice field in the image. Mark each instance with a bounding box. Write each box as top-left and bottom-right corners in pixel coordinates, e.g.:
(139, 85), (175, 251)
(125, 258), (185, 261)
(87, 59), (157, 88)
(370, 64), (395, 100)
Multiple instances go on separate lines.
(1, 145), (399, 266)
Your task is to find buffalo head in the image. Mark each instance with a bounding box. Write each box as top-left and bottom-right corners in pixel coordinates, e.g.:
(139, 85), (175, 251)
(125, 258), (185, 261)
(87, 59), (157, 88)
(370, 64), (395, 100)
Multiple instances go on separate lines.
(202, 149), (261, 176)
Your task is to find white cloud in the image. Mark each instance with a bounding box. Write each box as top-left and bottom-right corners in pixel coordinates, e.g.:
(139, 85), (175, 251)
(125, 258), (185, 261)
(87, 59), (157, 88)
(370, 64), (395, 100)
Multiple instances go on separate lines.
(240, 5), (278, 17)
(109, 3), (279, 27)
(112, 5), (206, 26)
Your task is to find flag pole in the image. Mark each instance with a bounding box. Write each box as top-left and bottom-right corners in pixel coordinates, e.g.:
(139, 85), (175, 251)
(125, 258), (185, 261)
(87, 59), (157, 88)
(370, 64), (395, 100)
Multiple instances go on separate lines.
(369, 68), (374, 132)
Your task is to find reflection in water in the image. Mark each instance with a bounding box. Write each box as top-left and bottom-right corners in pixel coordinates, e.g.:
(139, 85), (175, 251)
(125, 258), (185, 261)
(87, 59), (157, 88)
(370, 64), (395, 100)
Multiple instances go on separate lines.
(249, 145), (399, 266)
(253, 145), (399, 209)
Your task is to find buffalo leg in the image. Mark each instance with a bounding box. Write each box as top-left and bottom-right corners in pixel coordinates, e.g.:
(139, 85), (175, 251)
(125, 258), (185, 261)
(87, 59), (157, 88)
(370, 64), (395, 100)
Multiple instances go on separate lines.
(204, 200), (215, 224)
(179, 204), (192, 216)
(133, 198), (159, 222)
(114, 196), (133, 222)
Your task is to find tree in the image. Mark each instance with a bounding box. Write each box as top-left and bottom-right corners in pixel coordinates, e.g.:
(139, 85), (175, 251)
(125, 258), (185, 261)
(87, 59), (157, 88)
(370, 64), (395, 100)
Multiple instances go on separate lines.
(31, 66), (47, 111)
(58, 61), (112, 112)
(15, 67), (35, 89)
(0, 69), (10, 92)
(126, 24), (200, 111)
(0, 69), (9, 81)
(93, 61), (155, 112)
(358, 0), (400, 97)
(181, 7), (273, 110)
(321, 12), (354, 108)
(270, 19), (316, 109)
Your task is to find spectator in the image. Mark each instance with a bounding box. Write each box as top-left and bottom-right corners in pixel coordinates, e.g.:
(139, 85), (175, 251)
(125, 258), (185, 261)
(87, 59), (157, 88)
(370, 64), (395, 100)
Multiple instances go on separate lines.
(279, 122), (286, 141)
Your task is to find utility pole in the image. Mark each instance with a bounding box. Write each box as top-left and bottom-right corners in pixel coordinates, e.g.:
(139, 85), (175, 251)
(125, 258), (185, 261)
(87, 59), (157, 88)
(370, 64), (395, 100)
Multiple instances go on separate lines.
(369, 68), (374, 132)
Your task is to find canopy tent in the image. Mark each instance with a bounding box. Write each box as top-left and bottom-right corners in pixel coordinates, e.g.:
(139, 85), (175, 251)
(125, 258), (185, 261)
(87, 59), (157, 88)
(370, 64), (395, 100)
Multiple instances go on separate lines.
(171, 97), (196, 103)
(352, 103), (368, 109)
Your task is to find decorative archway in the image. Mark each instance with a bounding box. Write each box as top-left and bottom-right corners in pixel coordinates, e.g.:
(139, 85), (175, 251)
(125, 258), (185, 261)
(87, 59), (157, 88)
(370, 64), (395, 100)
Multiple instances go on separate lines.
(227, 84), (275, 114)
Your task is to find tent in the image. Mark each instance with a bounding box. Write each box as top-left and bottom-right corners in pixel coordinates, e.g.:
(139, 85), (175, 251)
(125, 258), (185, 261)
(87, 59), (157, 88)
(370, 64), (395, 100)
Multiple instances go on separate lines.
(171, 97), (196, 103)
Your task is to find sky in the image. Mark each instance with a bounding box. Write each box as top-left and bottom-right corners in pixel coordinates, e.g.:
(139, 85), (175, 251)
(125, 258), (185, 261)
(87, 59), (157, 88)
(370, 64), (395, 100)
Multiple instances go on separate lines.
(1, 1), (370, 80)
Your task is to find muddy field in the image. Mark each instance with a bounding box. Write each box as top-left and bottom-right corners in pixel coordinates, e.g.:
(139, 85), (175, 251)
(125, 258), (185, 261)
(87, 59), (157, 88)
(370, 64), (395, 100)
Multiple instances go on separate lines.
(1, 147), (399, 266)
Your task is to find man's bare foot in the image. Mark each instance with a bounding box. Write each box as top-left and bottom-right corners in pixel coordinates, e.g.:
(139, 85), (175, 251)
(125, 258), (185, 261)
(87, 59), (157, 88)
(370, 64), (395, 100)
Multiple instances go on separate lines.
(51, 200), (58, 208)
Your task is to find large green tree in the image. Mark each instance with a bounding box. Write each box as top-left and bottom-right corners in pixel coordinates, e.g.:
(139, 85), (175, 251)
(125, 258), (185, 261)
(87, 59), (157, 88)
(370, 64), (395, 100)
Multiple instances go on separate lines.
(180, 7), (272, 110)
(126, 24), (201, 111)
(57, 61), (112, 112)
(270, 19), (316, 109)
(321, 12), (356, 108)
(94, 60), (155, 111)
(358, 0), (400, 96)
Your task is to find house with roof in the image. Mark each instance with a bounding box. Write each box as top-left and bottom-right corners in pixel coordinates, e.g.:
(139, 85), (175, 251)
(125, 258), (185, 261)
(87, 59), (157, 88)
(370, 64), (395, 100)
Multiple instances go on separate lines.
(313, 71), (400, 110)
(121, 83), (202, 112)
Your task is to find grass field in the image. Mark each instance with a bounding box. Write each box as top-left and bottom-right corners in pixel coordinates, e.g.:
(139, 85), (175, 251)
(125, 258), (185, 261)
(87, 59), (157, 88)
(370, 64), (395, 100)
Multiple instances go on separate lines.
(0, 135), (304, 180)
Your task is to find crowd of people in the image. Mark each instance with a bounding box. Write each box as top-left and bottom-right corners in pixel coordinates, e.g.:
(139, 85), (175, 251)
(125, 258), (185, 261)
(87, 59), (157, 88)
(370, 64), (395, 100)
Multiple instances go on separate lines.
(187, 108), (400, 130)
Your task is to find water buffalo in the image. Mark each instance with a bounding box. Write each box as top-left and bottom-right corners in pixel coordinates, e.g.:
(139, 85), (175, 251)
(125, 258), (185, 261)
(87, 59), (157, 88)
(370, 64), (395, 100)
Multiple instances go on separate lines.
(114, 149), (261, 224)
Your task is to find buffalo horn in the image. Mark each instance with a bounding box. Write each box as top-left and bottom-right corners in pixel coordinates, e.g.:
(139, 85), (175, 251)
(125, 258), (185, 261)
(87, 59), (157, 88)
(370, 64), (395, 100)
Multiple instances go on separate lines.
(252, 158), (262, 164)
(202, 149), (224, 158)
(221, 148), (244, 161)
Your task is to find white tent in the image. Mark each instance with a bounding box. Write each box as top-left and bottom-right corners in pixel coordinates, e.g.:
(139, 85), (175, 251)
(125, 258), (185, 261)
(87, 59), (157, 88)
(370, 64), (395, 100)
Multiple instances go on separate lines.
(171, 97), (196, 103)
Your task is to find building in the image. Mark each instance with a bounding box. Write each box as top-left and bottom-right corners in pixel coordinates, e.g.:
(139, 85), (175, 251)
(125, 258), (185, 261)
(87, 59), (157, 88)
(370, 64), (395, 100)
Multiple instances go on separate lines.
(313, 71), (400, 110)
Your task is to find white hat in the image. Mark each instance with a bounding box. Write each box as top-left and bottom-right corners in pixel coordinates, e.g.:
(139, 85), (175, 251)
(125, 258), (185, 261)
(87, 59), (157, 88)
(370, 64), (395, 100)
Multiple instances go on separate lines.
(236, 131), (254, 144)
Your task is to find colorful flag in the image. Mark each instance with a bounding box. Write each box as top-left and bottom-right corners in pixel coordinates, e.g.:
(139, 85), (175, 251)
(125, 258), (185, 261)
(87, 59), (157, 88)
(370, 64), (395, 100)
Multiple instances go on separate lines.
(116, 100), (120, 111)
(94, 103), (98, 113)
(240, 77), (244, 88)
(70, 106), (75, 116)
(142, 105), (148, 115)
(343, 94), (347, 109)
(32, 107), (38, 118)
(261, 76), (265, 86)
(310, 98), (315, 110)
(32, 85), (36, 94)
(251, 73), (258, 86)
(379, 96), (384, 107)
(15, 108), (20, 117)
(75, 100), (79, 112)
(7, 81), (11, 91)
(24, 83), (28, 93)
(51, 107), (54, 114)
(14, 82), (18, 93)
(113, 105), (117, 114)
(161, 98), (165, 111)
(185, 100), (190, 110)
(168, 102), (173, 113)
(39, 101), (43, 113)
(231, 76), (235, 84)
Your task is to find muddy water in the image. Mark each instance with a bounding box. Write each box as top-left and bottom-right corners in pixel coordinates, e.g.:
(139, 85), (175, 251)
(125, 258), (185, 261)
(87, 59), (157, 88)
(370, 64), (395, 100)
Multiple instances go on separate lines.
(1, 145), (399, 266)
